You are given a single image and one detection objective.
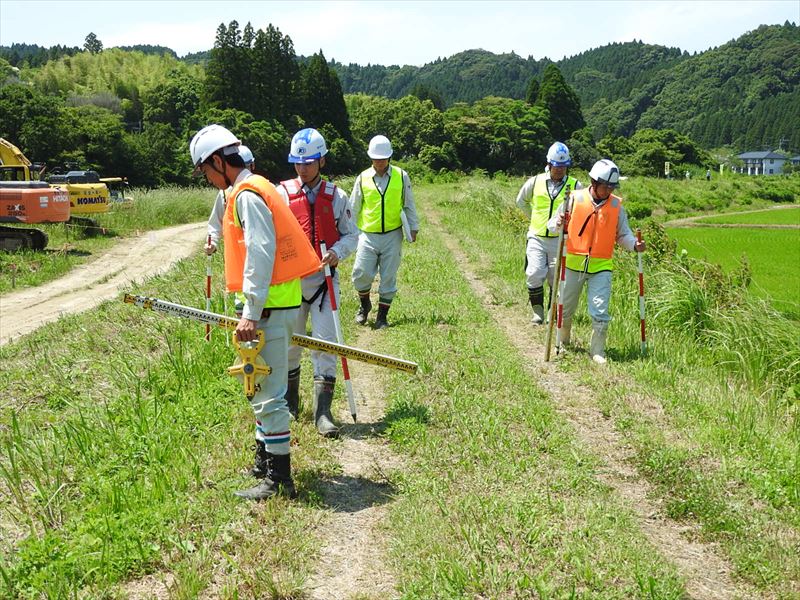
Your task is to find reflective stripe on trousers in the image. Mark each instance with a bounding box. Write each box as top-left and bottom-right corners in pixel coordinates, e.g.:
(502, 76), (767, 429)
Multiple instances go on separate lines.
(250, 308), (298, 455)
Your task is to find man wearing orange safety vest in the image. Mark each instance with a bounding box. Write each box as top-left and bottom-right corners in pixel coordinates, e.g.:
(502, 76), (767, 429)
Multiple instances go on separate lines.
(516, 142), (582, 325)
(277, 128), (358, 438)
(547, 159), (645, 364)
(190, 124), (320, 500)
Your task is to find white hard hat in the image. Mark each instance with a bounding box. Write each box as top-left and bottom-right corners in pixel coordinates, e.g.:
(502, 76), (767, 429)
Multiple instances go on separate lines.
(367, 135), (393, 159)
(190, 124), (240, 170)
(546, 141), (571, 167)
(288, 128), (327, 163)
(238, 145), (254, 165)
(589, 159), (621, 188)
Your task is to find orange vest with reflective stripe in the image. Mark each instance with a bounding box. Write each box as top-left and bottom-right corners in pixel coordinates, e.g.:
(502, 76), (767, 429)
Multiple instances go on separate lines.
(566, 189), (622, 272)
(223, 175), (320, 294)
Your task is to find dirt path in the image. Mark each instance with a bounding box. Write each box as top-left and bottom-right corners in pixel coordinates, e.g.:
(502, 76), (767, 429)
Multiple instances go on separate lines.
(427, 209), (760, 600)
(306, 325), (403, 600)
(664, 204), (799, 228)
(0, 221), (404, 597)
(0, 222), (207, 346)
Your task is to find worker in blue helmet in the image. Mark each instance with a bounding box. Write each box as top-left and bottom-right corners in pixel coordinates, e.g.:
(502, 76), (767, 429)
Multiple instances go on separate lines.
(276, 128), (358, 438)
(515, 142), (583, 325)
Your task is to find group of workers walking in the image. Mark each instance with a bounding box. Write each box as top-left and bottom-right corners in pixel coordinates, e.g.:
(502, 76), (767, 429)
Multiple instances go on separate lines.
(516, 142), (646, 364)
(191, 120), (642, 502)
(193, 124), (418, 500)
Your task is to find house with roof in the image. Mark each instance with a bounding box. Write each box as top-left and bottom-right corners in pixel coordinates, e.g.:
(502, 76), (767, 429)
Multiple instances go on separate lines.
(736, 150), (790, 175)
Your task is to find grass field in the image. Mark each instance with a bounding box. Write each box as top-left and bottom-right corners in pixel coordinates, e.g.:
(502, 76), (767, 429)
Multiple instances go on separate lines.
(431, 177), (799, 596)
(667, 227), (800, 317)
(1, 175), (799, 597)
(696, 206), (800, 225)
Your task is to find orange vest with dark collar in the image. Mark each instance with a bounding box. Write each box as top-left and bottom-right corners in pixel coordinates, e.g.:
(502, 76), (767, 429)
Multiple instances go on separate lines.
(223, 175), (320, 295)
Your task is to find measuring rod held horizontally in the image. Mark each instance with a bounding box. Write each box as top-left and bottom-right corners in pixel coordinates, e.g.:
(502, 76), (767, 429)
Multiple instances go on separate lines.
(123, 294), (418, 374)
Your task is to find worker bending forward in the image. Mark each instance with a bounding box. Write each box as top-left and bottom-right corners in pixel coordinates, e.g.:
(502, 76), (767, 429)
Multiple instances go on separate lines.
(190, 124), (320, 500)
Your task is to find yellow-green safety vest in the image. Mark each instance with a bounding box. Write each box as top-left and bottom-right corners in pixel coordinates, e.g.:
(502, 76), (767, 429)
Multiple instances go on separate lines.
(528, 175), (578, 237)
(357, 166), (404, 233)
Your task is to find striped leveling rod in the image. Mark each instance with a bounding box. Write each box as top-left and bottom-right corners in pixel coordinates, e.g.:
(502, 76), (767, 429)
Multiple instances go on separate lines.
(123, 294), (419, 374)
(636, 228), (647, 356)
(555, 193), (573, 356)
(205, 235), (212, 341)
(320, 241), (358, 422)
(544, 185), (571, 361)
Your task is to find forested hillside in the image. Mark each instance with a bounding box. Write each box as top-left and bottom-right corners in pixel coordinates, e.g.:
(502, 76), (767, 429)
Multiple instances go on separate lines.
(0, 22), (797, 186)
(334, 50), (547, 105)
(332, 22), (800, 149)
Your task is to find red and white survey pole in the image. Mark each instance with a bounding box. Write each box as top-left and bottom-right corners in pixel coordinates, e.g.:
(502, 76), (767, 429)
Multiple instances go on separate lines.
(545, 185), (572, 361)
(205, 234), (212, 341)
(636, 228), (647, 356)
(320, 241), (358, 422)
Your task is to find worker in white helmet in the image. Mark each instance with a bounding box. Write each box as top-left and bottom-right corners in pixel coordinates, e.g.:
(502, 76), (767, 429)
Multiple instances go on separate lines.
(276, 128), (358, 438)
(205, 145), (254, 255)
(515, 141), (582, 324)
(547, 159), (645, 364)
(349, 135), (420, 329)
(190, 124), (320, 501)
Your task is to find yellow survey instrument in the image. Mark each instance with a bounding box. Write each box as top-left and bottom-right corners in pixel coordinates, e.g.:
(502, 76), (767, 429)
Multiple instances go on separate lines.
(123, 294), (418, 398)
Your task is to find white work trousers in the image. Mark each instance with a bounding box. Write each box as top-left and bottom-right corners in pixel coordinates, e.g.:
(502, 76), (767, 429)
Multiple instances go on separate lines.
(289, 271), (340, 379)
(351, 229), (403, 300)
(250, 308), (298, 456)
(559, 269), (613, 324)
(525, 235), (560, 290)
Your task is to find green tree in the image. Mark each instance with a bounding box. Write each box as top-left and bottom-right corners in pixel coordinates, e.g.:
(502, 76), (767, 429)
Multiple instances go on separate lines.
(0, 84), (65, 162)
(565, 126), (600, 169)
(143, 71), (202, 132)
(536, 63), (584, 141)
(299, 51), (351, 140)
(83, 32), (103, 54)
(409, 83), (444, 111)
(204, 21), (246, 115)
(525, 77), (540, 105)
(57, 105), (128, 174)
(250, 24), (300, 126)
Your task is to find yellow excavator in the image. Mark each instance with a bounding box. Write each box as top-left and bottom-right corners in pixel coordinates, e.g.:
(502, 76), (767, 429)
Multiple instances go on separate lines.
(0, 138), (120, 249)
(46, 169), (111, 223)
(0, 138), (70, 250)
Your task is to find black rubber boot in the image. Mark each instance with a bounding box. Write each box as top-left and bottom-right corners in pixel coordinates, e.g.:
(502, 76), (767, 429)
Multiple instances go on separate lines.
(374, 302), (390, 330)
(234, 452), (297, 500)
(286, 367), (301, 419)
(313, 377), (340, 438)
(355, 292), (372, 325)
(249, 439), (269, 479)
(528, 286), (545, 325)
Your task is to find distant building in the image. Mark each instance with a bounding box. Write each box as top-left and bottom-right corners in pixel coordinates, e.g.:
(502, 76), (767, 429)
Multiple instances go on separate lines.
(736, 150), (790, 175)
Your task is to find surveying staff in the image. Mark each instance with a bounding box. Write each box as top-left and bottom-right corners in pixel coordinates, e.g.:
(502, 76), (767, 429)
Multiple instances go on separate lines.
(277, 128), (358, 438)
(515, 142), (582, 324)
(547, 159), (645, 364)
(190, 124), (320, 500)
(350, 135), (419, 329)
(205, 145), (254, 255)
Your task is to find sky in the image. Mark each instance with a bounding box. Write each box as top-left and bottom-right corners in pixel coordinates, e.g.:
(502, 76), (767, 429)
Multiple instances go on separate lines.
(0, 0), (797, 66)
